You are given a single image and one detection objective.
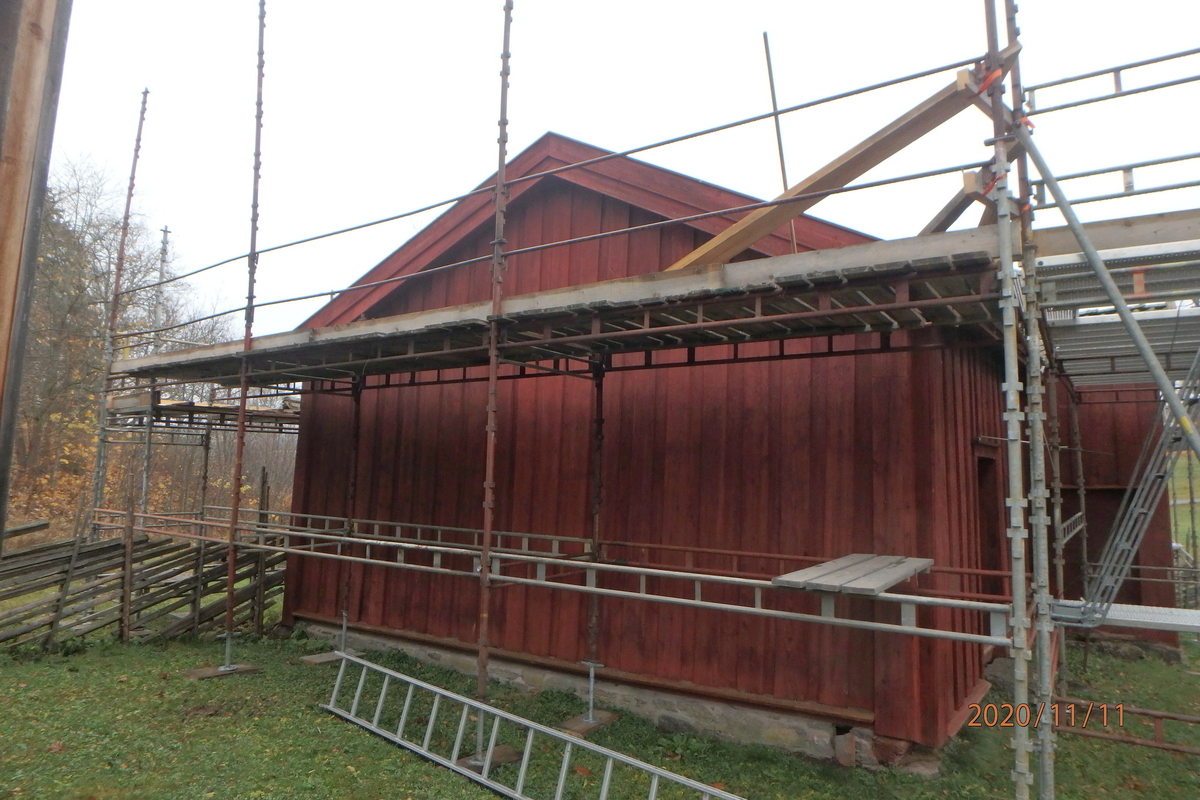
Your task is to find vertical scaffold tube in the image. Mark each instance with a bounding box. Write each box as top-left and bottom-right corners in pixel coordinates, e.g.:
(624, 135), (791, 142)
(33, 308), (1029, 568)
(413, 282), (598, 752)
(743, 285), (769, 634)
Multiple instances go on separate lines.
(586, 357), (605, 662)
(1022, 240), (1057, 800)
(223, 0), (267, 671)
(984, 2), (1032, 797)
(90, 88), (149, 539)
(478, 0), (514, 707)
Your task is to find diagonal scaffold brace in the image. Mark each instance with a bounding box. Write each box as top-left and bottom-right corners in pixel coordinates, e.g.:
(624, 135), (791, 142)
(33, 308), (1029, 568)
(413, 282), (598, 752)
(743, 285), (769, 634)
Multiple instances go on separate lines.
(1014, 123), (1200, 462)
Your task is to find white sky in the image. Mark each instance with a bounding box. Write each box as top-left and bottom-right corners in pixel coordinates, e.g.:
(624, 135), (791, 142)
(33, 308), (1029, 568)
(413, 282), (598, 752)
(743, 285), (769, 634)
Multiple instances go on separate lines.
(52, 0), (1200, 336)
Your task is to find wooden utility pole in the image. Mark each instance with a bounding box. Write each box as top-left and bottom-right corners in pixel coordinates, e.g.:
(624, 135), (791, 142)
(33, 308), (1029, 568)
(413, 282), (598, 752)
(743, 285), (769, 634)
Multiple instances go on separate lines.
(0, 0), (73, 550)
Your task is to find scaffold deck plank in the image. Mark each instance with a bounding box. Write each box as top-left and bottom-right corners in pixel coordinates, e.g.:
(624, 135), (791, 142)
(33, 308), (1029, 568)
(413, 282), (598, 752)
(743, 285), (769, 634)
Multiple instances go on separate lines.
(772, 554), (932, 594)
(1056, 599), (1200, 633)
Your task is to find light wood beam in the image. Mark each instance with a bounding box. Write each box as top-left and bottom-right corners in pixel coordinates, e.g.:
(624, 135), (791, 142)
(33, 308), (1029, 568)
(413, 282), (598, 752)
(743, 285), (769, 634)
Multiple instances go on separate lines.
(665, 69), (980, 271)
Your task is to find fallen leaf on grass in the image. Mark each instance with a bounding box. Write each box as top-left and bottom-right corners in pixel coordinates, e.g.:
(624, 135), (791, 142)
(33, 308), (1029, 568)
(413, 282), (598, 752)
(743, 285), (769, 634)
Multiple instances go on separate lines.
(47, 741), (65, 753)
(574, 766), (591, 776)
(711, 782), (726, 790)
(117, 676), (128, 683)
(184, 704), (222, 718)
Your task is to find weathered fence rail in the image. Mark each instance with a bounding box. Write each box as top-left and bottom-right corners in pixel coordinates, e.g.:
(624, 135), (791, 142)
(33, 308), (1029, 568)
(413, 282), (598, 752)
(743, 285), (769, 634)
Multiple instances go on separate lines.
(0, 528), (284, 649)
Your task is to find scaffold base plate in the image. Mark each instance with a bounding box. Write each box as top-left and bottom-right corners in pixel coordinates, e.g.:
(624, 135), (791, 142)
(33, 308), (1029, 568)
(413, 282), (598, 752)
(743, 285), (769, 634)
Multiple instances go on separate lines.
(182, 663), (261, 680)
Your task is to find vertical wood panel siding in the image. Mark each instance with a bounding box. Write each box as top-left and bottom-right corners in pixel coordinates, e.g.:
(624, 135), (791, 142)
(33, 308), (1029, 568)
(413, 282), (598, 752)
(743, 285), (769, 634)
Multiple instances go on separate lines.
(283, 170), (1169, 747)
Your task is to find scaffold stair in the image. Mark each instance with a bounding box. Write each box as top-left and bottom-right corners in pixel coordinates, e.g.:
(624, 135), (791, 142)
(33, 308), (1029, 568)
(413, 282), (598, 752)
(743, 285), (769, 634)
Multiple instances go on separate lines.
(323, 652), (744, 800)
(1054, 345), (1200, 628)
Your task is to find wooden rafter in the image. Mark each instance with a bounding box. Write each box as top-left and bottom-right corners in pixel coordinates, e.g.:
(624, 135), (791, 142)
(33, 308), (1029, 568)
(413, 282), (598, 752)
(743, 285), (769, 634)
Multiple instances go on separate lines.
(665, 69), (980, 271)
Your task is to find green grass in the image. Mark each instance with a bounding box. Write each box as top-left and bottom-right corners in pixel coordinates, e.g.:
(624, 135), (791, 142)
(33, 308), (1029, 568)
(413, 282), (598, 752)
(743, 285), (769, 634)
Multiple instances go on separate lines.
(1, 634), (1198, 799)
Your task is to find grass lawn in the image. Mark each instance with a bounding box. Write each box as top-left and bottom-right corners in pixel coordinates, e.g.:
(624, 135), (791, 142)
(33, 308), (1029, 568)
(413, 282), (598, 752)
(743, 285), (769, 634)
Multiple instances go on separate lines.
(1, 634), (1198, 799)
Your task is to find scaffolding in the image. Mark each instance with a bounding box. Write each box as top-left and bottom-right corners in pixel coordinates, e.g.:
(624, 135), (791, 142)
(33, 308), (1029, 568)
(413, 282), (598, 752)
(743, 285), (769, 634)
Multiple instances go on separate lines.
(59, 2), (1200, 798)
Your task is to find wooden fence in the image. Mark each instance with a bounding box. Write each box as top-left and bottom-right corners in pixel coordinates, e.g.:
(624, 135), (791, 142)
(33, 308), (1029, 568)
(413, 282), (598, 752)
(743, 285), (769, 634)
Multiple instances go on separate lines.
(0, 521), (284, 650)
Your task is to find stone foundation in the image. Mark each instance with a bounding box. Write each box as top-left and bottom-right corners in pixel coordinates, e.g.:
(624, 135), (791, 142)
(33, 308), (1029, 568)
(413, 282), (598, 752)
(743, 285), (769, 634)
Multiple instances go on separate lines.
(303, 622), (838, 761)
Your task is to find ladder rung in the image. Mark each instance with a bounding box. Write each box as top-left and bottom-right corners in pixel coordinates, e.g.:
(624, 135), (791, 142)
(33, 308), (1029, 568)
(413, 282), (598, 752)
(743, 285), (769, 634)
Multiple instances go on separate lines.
(599, 756), (615, 800)
(555, 741), (573, 800)
(450, 703), (470, 763)
(482, 714), (501, 779)
(372, 674), (390, 727)
(397, 683), (415, 738)
(349, 665), (368, 718)
(422, 694), (441, 752)
(515, 727), (534, 795)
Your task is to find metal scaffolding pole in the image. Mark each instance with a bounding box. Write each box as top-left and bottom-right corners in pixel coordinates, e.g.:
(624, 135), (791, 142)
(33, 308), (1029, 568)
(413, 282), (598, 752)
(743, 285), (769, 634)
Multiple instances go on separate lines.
(1068, 398), (1088, 573)
(1188, 451), (1198, 587)
(1022, 246), (1057, 799)
(477, 0), (514, 708)
(338, 378), (363, 650)
(983, 2), (1032, 796)
(1047, 371), (1069, 697)
(761, 32), (797, 254)
(586, 356), (605, 663)
(1000, 0), (1055, 790)
(89, 89), (148, 539)
(221, 0), (266, 673)
(1048, 374), (1065, 597)
(139, 227), (168, 516)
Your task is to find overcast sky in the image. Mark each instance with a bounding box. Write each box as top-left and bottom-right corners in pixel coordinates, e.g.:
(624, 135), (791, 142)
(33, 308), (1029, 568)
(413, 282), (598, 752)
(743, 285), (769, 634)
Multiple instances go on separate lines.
(51, 1), (1200, 337)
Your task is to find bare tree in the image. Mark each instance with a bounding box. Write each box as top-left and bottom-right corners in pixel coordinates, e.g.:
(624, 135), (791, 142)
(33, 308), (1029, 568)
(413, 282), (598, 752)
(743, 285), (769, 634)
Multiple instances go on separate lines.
(5, 163), (296, 542)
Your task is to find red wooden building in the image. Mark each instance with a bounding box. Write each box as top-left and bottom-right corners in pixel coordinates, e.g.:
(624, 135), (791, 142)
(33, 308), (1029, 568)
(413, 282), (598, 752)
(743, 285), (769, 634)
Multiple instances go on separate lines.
(282, 132), (1173, 748)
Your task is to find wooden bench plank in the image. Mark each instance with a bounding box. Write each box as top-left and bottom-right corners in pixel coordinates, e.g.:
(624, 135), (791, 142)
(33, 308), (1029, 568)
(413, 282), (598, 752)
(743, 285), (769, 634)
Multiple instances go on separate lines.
(771, 553), (877, 589)
(840, 557), (934, 595)
(805, 555), (907, 592)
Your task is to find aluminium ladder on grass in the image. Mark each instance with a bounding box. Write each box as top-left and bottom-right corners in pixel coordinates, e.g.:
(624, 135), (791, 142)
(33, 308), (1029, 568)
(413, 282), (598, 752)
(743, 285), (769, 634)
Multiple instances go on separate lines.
(1054, 343), (1200, 627)
(323, 652), (744, 800)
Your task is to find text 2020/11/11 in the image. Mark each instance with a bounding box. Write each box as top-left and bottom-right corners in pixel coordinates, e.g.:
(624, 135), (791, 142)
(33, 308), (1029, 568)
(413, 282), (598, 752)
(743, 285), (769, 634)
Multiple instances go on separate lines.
(967, 703), (1125, 728)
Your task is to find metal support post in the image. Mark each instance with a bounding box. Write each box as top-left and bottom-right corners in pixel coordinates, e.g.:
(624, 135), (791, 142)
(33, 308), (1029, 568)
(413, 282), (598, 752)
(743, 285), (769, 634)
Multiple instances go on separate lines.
(220, 0), (266, 673)
(338, 378), (362, 644)
(477, 0), (514, 714)
(586, 356), (605, 663)
(1022, 250), (1057, 798)
(582, 660), (602, 723)
(983, 2), (1032, 796)
(1047, 373), (1069, 696)
(89, 89), (149, 540)
(139, 227), (167, 516)
(1068, 398), (1088, 571)
(1048, 375), (1065, 596)
(1188, 451), (1198, 591)
(761, 32), (797, 254)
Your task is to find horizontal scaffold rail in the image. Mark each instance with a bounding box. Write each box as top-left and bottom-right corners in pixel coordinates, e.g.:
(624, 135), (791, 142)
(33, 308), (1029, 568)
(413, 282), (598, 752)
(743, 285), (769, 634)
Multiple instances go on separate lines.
(93, 510), (1012, 648)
